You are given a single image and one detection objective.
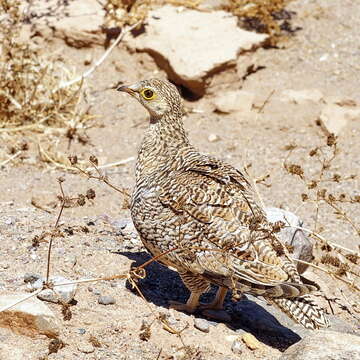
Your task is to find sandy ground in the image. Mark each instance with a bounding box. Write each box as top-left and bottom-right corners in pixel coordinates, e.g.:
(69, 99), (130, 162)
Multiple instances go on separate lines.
(0, 0), (359, 359)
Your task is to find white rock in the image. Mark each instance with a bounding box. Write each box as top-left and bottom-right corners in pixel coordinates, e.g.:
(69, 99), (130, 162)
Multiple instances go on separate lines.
(36, 276), (77, 304)
(132, 5), (268, 95)
(0, 294), (59, 337)
(265, 207), (313, 274)
(30, 0), (105, 47)
(213, 90), (255, 113)
(280, 330), (360, 360)
(77, 343), (95, 354)
(318, 103), (360, 136)
(208, 134), (220, 142)
(281, 89), (324, 104)
(193, 318), (210, 333)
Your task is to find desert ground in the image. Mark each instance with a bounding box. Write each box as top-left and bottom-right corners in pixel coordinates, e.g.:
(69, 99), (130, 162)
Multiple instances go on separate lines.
(0, 0), (359, 359)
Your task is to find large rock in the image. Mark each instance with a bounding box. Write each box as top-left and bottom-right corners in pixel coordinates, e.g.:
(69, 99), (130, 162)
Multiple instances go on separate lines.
(279, 330), (360, 360)
(132, 5), (268, 95)
(265, 207), (313, 274)
(0, 294), (59, 337)
(29, 0), (105, 47)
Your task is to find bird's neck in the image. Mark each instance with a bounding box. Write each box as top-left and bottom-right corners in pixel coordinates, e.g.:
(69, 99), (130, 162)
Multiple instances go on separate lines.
(135, 113), (190, 182)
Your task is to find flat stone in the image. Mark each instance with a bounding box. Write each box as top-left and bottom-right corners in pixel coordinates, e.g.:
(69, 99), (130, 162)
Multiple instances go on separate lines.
(0, 293), (59, 337)
(98, 295), (116, 305)
(279, 330), (360, 360)
(318, 103), (360, 136)
(265, 207), (313, 274)
(194, 318), (210, 333)
(132, 5), (268, 95)
(213, 90), (255, 113)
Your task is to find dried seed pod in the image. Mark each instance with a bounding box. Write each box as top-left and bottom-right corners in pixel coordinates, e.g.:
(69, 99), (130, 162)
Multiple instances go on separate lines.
(68, 155), (78, 165)
(301, 193), (309, 201)
(77, 194), (86, 206)
(327, 134), (337, 146)
(89, 155), (98, 166)
(86, 188), (96, 200)
(286, 164), (304, 178)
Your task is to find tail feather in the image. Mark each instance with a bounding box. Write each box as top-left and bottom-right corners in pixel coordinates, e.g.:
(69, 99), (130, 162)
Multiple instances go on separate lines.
(271, 295), (329, 329)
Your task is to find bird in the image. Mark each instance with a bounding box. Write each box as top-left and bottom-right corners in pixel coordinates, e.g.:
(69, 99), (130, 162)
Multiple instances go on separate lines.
(117, 78), (329, 330)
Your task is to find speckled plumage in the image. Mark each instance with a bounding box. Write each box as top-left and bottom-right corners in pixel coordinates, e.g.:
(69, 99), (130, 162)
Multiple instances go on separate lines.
(118, 79), (329, 330)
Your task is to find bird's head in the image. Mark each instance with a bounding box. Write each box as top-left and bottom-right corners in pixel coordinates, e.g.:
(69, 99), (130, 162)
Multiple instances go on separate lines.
(117, 78), (182, 120)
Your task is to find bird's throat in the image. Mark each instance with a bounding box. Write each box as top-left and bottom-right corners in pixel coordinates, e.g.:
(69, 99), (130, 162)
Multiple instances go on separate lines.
(135, 114), (189, 181)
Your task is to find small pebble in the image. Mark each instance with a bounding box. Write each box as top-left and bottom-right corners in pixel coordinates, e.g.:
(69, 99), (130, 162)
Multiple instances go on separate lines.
(23, 273), (41, 284)
(208, 134), (220, 142)
(231, 339), (243, 355)
(84, 53), (92, 66)
(77, 343), (94, 354)
(98, 295), (116, 305)
(4, 217), (14, 225)
(241, 332), (261, 350)
(112, 219), (129, 230)
(193, 318), (210, 333)
(78, 328), (86, 335)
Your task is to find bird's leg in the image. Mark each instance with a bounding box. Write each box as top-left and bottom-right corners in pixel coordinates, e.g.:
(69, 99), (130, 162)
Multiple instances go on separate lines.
(169, 292), (202, 313)
(169, 271), (210, 313)
(199, 286), (231, 322)
(199, 286), (228, 310)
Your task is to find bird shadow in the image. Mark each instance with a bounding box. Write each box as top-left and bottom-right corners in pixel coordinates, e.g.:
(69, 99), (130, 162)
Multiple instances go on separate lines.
(118, 250), (303, 351)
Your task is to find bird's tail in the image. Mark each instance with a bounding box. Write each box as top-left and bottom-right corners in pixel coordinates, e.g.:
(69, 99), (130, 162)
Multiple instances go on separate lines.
(270, 295), (329, 329)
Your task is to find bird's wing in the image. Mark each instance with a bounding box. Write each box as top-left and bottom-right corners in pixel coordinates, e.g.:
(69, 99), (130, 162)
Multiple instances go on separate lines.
(159, 152), (299, 289)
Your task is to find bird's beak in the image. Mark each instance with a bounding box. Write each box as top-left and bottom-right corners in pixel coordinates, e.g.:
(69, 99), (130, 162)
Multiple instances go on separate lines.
(117, 82), (141, 96)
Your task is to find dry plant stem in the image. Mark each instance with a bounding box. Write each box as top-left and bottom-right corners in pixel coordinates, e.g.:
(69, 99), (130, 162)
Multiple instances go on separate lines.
(85, 156), (135, 171)
(39, 144), (133, 173)
(293, 258), (360, 292)
(76, 160), (130, 198)
(0, 151), (22, 167)
(46, 180), (66, 283)
(0, 117), (51, 133)
(54, 22), (141, 92)
(324, 199), (360, 237)
(38, 144), (77, 172)
(257, 89), (275, 113)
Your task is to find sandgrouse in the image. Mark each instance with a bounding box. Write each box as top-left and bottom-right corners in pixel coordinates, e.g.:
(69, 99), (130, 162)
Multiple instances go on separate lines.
(117, 78), (329, 330)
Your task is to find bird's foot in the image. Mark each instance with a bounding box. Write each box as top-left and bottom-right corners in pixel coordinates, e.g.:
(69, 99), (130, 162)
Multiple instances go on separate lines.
(169, 292), (202, 314)
(198, 300), (224, 311)
(169, 300), (197, 314)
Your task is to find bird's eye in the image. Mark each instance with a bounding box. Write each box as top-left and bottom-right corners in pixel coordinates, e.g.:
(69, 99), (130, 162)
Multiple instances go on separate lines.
(141, 89), (156, 100)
